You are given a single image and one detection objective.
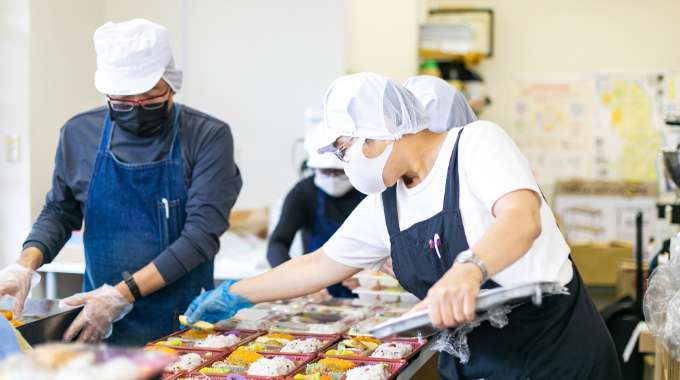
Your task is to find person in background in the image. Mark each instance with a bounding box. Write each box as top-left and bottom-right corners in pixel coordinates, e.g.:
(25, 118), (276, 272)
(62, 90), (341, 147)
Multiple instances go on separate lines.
(267, 127), (365, 298)
(0, 19), (242, 345)
(404, 75), (477, 132)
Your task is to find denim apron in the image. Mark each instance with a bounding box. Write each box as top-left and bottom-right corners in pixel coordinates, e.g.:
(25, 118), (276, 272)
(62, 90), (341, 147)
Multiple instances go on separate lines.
(83, 104), (214, 346)
(306, 188), (360, 298)
(382, 128), (621, 379)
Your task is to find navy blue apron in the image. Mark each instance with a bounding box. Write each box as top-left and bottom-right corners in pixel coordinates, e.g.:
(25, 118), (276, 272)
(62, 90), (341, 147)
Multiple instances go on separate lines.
(382, 128), (621, 379)
(305, 187), (358, 298)
(83, 104), (214, 346)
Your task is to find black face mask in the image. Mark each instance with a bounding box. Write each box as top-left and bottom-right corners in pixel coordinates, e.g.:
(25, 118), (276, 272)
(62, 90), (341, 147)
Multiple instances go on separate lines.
(109, 102), (170, 137)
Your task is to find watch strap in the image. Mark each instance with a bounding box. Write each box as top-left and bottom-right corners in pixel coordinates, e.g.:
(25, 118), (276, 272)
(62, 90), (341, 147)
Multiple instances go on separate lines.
(456, 249), (489, 283)
(122, 271), (142, 301)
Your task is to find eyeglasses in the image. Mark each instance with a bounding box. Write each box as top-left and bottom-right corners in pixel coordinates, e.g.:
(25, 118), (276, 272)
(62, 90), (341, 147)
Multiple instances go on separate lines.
(318, 137), (358, 162)
(107, 87), (170, 112)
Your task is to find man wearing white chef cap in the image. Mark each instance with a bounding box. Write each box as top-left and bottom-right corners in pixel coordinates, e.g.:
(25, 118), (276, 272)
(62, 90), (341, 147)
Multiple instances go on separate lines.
(186, 72), (621, 379)
(0, 18), (242, 345)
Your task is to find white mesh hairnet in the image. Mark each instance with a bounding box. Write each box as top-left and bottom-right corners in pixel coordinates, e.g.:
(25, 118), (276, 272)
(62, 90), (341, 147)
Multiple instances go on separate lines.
(323, 72), (429, 141)
(404, 75), (477, 133)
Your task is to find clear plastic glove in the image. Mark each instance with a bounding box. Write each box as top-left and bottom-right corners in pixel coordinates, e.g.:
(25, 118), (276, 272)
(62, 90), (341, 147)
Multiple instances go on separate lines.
(61, 284), (133, 343)
(0, 264), (41, 318)
(184, 280), (253, 324)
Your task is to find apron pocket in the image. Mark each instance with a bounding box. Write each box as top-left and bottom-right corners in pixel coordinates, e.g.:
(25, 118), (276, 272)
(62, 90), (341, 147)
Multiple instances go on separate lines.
(157, 199), (183, 250)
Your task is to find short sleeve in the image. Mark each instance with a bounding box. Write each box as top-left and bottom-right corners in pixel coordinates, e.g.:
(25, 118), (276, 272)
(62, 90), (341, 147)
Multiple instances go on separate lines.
(460, 121), (540, 213)
(322, 194), (391, 271)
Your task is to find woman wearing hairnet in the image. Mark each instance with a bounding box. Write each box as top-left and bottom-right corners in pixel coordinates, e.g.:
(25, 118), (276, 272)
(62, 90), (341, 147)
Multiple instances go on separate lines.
(186, 73), (620, 379)
(266, 127), (364, 298)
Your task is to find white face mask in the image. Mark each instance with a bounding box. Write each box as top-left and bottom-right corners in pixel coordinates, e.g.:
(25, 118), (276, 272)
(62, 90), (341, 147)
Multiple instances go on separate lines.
(343, 138), (393, 194)
(314, 171), (354, 197)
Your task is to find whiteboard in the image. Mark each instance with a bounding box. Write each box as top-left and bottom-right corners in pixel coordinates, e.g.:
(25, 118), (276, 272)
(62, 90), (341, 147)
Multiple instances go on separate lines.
(182, 0), (346, 208)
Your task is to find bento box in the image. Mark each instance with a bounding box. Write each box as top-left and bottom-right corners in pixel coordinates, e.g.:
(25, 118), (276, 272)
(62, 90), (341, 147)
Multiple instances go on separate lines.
(144, 347), (226, 379)
(149, 328), (263, 352)
(184, 352), (315, 379)
(290, 356), (407, 380)
(322, 336), (426, 362)
(236, 332), (340, 355)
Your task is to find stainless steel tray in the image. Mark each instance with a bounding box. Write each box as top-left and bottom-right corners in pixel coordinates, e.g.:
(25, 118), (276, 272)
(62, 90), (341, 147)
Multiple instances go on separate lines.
(1, 296), (82, 345)
(369, 282), (566, 338)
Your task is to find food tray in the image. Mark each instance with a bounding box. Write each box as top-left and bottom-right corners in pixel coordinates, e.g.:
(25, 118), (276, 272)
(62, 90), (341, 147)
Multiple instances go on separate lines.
(0, 296), (83, 345)
(322, 336), (427, 363)
(290, 356), (407, 380)
(216, 308), (283, 331)
(240, 332), (340, 355)
(268, 306), (364, 335)
(188, 353), (315, 379)
(153, 348), (227, 379)
(149, 328), (263, 352)
(351, 287), (419, 304)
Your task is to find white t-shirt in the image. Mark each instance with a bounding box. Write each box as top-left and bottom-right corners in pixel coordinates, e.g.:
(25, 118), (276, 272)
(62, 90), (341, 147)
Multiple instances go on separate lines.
(323, 121), (573, 287)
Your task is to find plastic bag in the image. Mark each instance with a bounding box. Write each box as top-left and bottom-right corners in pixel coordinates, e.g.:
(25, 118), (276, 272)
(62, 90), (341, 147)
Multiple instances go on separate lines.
(430, 282), (569, 364)
(643, 236), (680, 359)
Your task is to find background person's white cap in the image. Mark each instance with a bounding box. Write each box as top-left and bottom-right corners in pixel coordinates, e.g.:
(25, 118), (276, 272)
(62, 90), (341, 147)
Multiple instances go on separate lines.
(94, 18), (183, 96)
(305, 126), (344, 169)
(404, 75), (477, 133)
(318, 72), (429, 153)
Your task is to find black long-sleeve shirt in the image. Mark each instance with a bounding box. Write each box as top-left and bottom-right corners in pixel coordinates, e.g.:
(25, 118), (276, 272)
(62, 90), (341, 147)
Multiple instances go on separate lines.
(23, 104), (242, 285)
(267, 176), (363, 267)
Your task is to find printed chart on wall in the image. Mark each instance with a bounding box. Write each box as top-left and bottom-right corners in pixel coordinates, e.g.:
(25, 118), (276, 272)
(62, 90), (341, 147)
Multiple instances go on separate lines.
(509, 77), (594, 187)
(510, 73), (676, 188)
(594, 74), (664, 182)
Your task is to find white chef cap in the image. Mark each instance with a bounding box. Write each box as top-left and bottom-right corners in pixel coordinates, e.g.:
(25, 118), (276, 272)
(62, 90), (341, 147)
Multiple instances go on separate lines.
(404, 75), (477, 133)
(94, 18), (183, 95)
(321, 73), (429, 146)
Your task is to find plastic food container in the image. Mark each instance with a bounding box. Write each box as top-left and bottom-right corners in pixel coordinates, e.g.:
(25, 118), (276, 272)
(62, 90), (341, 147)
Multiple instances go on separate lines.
(322, 336), (426, 363)
(151, 348), (227, 379)
(290, 357), (407, 380)
(240, 332), (340, 355)
(188, 353), (315, 379)
(149, 329), (263, 352)
(352, 288), (419, 304)
(216, 309), (282, 331)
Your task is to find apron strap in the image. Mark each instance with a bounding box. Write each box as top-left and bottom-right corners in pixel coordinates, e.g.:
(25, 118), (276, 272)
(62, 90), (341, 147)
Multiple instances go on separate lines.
(442, 128), (465, 211)
(381, 185), (400, 238)
(168, 103), (183, 161)
(99, 111), (115, 153)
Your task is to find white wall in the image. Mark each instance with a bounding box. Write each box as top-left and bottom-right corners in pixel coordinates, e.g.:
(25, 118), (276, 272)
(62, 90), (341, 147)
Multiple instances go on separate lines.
(0, 0), (31, 267)
(183, 0), (346, 208)
(427, 0), (680, 133)
(346, 0), (420, 82)
(29, 0), (104, 220)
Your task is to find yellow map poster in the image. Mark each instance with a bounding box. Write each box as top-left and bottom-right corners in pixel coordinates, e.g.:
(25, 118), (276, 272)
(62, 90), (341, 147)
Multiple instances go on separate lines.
(594, 75), (663, 182)
(510, 74), (666, 188)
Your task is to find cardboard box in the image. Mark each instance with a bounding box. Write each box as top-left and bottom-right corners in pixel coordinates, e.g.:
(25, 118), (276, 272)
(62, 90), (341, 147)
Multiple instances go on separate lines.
(570, 243), (633, 286)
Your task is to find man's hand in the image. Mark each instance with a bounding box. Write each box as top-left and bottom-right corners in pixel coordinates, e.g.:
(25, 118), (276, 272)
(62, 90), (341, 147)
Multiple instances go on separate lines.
(410, 263), (483, 328)
(62, 284), (133, 343)
(0, 263), (41, 318)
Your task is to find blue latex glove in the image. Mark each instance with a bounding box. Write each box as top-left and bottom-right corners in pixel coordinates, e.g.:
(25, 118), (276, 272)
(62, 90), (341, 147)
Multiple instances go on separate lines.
(184, 280), (253, 324)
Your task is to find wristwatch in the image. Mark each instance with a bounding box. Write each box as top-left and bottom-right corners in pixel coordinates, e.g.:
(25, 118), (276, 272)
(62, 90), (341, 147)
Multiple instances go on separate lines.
(455, 249), (489, 284)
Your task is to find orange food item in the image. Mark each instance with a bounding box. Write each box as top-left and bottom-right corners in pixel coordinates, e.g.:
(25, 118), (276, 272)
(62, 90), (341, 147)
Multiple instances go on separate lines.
(317, 358), (356, 372)
(180, 329), (211, 340)
(10, 320), (23, 328)
(227, 347), (263, 366)
(263, 333), (294, 340)
(354, 336), (380, 345)
(1, 310), (13, 321)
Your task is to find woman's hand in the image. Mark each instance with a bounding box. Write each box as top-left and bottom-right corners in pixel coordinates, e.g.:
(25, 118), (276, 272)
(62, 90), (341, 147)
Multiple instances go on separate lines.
(410, 263), (483, 328)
